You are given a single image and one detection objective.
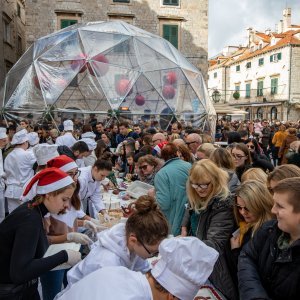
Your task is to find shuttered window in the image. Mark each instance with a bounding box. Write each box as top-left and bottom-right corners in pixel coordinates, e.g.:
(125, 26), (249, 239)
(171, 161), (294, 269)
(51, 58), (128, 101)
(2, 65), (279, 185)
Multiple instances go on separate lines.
(163, 24), (178, 49)
(60, 19), (78, 29)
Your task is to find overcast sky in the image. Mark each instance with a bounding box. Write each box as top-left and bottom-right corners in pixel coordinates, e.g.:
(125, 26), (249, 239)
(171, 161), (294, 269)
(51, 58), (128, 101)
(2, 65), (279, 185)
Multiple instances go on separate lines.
(208, 0), (300, 57)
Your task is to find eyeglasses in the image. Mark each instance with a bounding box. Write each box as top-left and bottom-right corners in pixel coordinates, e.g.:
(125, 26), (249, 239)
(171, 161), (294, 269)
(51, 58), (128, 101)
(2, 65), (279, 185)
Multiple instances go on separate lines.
(186, 141), (197, 146)
(67, 170), (81, 179)
(235, 204), (250, 212)
(137, 237), (159, 258)
(247, 145), (255, 150)
(232, 153), (247, 160)
(191, 182), (210, 190)
(139, 165), (148, 171)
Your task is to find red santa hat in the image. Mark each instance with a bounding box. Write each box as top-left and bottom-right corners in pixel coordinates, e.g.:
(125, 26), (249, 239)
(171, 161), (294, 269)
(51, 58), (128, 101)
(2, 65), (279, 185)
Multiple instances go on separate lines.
(47, 155), (78, 172)
(23, 167), (74, 197)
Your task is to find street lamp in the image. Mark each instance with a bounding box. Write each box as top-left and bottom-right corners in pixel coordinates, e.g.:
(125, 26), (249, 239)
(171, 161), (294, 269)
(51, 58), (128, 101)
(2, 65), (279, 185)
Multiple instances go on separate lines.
(212, 90), (221, 103)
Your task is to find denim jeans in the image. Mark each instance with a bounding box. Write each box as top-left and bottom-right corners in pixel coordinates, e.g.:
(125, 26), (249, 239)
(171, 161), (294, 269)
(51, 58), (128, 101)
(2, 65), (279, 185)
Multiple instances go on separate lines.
(40, 269), (68, 300)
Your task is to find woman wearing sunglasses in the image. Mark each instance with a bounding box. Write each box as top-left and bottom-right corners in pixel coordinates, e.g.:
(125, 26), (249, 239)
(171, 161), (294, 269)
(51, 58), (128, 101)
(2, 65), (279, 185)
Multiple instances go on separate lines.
(137, 155), (163, 185)
(182, 159), (237, 300)
(226, 180), (274, 292)
(244, 138), (274, 174)
(63, 195), (169, 292)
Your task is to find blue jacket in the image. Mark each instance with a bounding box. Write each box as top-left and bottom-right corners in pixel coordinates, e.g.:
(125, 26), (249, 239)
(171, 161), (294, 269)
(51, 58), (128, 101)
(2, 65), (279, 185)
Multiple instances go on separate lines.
(154, 158), (191, 236)
(116, 131), (139, 145)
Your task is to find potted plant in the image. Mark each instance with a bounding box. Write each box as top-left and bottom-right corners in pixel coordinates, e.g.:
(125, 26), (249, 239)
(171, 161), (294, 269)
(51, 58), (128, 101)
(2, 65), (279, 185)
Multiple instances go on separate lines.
(233, 91), (240, 100)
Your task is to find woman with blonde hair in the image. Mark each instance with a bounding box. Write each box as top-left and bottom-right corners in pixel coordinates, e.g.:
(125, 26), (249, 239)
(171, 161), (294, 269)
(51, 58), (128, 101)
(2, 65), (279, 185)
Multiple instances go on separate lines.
(241, 168), (268, 184)
(227, 180), (274, 290)
(267, 164), (300, 194)
(182, 159), (237, 299)
(210, 147), (240, 193)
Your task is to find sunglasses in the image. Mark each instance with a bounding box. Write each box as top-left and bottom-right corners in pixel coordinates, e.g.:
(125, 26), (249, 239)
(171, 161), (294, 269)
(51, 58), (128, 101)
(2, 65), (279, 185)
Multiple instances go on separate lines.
(247, 145), (255, 149)
(139, 165), (148, 171)
(67, 170), (81, 179)
(191, 182), (210, 190)
(137, 237), (159, 258)
(186, 141), (197, 146)
(235, 204), (250, 212)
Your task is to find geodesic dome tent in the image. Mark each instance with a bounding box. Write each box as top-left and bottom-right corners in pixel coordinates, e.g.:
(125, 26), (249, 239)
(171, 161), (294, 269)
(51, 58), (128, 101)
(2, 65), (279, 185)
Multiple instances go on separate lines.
(2, 20), (216, 130)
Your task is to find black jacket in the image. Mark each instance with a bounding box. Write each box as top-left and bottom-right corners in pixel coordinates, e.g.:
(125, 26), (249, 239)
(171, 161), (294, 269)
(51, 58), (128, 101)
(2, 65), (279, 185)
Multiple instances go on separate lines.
(195, 195), (238, 300)
(0, 202), (67, 285)
(238, 220), (300, 300)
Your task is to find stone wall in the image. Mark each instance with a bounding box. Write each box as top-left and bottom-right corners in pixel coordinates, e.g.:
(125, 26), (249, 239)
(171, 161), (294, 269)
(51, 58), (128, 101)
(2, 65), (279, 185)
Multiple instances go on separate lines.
(25, 0), (208, 75)
(0, 0), (26, 90)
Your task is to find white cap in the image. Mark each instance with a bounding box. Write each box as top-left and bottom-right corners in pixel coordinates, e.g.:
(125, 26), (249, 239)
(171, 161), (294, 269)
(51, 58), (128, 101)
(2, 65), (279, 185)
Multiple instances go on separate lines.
(81, 132), (96, 139)
(11, 129), (29, 145)
(80, 138), (97, 151)
(63, 120), (74, 131)
(27, 132), (39, 146)
(151, 237), (219, 300)
(0, 127), (7, 139)
(33, 144), (59, 166)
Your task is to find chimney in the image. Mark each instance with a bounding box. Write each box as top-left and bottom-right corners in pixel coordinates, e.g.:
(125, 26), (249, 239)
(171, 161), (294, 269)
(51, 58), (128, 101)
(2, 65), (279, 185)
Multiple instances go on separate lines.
(278, 20), (283, 33)
(283, 8), (291, 31)
(246, 27), (253, 47)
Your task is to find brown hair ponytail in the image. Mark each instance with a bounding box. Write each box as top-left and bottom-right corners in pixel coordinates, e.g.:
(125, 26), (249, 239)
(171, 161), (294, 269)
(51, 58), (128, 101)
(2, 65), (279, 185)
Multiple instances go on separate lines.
(126, 196), (169, 245)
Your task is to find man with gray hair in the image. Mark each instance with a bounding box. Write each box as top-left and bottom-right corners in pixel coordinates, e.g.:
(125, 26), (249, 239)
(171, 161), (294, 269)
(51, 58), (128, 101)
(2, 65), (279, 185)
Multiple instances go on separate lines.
(185, 133), (202, 158)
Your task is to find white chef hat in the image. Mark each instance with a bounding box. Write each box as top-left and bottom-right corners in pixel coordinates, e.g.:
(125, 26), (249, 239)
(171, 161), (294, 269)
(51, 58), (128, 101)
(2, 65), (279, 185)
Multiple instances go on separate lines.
(81, 132), (96, 139)
(80, 138), (96, 151)
(151, 237), (219, 300)
(0, 127), (7, 139)
(27, 132), (39, 146)
(11, 129), (29, 145)
(33, 144), (59, 166)
(63, 120), (73, 131)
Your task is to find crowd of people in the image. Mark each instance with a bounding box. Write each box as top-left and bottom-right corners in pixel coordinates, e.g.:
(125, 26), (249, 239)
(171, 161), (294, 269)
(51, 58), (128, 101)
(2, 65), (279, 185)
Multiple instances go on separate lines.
(0, 114), (299, 300)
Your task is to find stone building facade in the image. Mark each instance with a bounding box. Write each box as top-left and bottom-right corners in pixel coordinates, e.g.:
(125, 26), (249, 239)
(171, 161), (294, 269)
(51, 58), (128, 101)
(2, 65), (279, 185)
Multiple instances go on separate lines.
(208, 8), (300, 121)
(25, 0), (208, 76)
(0, 0), (26, 90)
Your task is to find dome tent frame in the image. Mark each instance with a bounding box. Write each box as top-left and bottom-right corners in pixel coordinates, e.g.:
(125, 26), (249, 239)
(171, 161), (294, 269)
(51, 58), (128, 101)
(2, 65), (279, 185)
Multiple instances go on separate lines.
(2, 21), (216, 131)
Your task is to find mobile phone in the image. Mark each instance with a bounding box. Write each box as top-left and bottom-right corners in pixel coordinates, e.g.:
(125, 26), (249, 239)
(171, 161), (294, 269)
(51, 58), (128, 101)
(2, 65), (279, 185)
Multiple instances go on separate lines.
(232, 228), (240, 238)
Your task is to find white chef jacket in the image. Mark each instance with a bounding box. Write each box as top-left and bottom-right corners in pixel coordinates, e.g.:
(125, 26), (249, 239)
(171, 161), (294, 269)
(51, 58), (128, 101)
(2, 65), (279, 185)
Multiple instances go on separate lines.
(82, 151), (97, 167)
(56, 132), (77, 148)
(56, 266), (153, 300)
(51, 206), (85, 228)
(67, 223), (150, 286)
(78, 166), (105, 218)
(4, 148), (36, 199)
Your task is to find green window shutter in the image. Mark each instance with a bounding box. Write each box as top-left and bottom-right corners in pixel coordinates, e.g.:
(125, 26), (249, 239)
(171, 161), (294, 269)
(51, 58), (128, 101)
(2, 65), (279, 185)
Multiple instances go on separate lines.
(61, 19), (78, 29)
(278, 52), (282, 60)
(259, 58), (264, 66)
(270, 55), (273, 62)
(257, 81), (263, 96)
(246, 83), (251, 98)
(163, 24), (178, 49)
(236, 65), (240, 72)
(271, 78), (278, 94)
(113, 0), (130, 3)
(163, 0), (179, 5)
